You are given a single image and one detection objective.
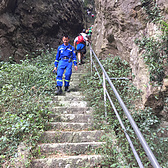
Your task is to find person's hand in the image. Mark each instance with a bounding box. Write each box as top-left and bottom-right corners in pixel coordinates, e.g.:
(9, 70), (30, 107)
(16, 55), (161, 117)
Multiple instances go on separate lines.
(53, 67), (57, 73)
(74, 66), (78, 71)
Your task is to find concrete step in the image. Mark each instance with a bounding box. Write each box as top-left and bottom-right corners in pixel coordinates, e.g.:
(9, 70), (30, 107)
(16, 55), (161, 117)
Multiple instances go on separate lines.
(65, 91), (83, 97)
(51, 106), (92, 114)
(49, 122), (92, 131)
(31, 155), (101, 168)
(40, 130), (104, 143)
(71, 73), (85, 78)
(38, 142), (105, 156)
(73, 61), (88, 68)
(53, 95), (85, 101)
(55, 100), (88, 108)
(70, 78), (80, 82)
(50, 114), (93, 123)
(67, 85), (82, 92)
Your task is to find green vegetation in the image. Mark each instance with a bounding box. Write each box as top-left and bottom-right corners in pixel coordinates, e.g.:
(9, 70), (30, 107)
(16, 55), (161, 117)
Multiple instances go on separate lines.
(0, 49), (167, 167)
(1, 1), (168, 167)
(135, 1), (168, 85)
(140, 0), (161, 22)
(81, 56), (168, 167)
(134, 35), (168, 85)
(0, 49), (56, 167)
(83, 0), (95, 9)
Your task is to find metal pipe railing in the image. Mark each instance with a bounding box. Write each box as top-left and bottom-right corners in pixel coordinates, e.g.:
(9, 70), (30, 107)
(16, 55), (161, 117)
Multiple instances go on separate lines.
(90, 51), (144, 167)
(89, 44), (161, 168)
(110, 77), (130, 80)
(105, 86), (144, 168)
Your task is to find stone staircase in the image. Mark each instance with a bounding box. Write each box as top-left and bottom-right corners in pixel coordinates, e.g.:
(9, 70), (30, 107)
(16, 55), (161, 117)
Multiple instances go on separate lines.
(31, 65), (105, 168)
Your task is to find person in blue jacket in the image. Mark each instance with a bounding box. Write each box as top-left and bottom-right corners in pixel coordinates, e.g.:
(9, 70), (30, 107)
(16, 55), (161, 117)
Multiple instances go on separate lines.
(53, 35), (78, 94)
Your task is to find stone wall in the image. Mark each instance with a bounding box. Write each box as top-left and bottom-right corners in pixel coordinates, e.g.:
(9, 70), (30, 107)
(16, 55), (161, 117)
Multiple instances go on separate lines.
(92, 0), (168, 120)
(0, 0), (84, 62)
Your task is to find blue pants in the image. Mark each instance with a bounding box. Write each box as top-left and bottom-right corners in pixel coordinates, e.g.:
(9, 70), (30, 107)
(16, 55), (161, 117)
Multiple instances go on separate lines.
(56, 59), (72, 87)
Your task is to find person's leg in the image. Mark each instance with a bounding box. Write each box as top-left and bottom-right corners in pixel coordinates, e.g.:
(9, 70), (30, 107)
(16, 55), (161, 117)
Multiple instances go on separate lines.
(81, 53), (84, 63)
(81, 47), (86, 64)
(64, 61), (72, 92)
(78, 51), (82, 65)
(56, 60), (65, 94)
(77, 44), (83, 65)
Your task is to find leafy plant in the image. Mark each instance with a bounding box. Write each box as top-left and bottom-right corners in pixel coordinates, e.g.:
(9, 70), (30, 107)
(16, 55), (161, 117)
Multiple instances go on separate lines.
(136, 1), (168, 86)
(140, 0), (161, 22)
(80, 55), (168, 167)
(134, 36), (167, 85)
(0, 48), (57, 166)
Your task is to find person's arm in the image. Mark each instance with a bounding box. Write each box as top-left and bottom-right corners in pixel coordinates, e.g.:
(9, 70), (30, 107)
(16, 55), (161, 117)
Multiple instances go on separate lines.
(74, 37), (77, 49)
(53, 47), (60, 72)
(84, 36), (91, 44)
(74, 41), (76, 50)
(74, 65), (77, 71)
(72, 46), (78, 71)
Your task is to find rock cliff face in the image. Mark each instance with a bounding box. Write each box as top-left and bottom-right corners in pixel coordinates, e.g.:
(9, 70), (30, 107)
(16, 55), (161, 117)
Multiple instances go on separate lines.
(0, 0), (84, 62)
(92, 0), (168, 120)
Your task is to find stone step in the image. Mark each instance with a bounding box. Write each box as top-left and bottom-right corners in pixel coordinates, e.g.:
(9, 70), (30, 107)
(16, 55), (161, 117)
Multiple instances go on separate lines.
(71, 73), (85, 78)
(70, 78), (80, 82)
(49, 122), (92, 131)
(38, 142), (105, 156)
(40, 130), (104, 143)
(53, 95), (85, 101)
(67, 85), (82, 92)
(51, 106), (92, 114)
(72, 66), (88, 73)
(69, 82), (81, 88)
(55, 100), (88, 107)
(31, 155), (101, 168)
(65, 92), (83, 97)
(70, 80), (81, 86)
(50, 114), (93, 123)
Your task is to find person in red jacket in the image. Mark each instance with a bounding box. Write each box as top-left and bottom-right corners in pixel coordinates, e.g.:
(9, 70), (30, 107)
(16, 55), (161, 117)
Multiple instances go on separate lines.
(74, 30), (89, 65)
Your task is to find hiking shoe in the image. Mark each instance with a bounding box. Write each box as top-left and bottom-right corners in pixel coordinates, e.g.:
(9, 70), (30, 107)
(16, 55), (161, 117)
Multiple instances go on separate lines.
(55, 86), (62, 95)
(78, 62), (81, 65)
(65, 86), (70, 92)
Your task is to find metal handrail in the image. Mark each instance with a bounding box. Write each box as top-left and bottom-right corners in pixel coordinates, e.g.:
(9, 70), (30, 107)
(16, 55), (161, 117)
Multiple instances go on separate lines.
(89, 44), (161, 168)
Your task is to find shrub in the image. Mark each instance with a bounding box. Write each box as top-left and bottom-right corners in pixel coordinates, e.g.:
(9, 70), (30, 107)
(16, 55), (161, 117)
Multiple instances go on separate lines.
(0, 49), (57, 166)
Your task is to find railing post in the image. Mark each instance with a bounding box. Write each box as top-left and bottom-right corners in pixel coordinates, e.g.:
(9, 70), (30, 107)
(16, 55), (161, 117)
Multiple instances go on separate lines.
(89, 44), (92, 75)
(103, 72), (107, 118)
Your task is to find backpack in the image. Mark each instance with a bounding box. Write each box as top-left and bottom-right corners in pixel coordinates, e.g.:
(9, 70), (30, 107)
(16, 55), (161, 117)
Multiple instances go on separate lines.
(76, 35), (85, 44)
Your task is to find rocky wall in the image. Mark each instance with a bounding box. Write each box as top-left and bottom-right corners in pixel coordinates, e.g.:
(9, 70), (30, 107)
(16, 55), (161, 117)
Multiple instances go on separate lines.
(92, 0), (168, 120)
(0, 0), (84, 62)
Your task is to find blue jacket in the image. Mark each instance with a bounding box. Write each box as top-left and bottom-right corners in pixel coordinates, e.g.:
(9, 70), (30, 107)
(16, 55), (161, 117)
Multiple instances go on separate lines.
(54, 43), (77, 67)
